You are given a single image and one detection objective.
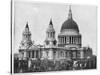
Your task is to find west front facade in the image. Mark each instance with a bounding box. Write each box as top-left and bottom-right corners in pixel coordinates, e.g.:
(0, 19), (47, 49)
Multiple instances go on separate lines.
(13, 6), (96, 73)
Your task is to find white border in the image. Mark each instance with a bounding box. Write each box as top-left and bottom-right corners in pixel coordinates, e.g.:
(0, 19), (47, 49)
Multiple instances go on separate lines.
(0, 0), (100, 75)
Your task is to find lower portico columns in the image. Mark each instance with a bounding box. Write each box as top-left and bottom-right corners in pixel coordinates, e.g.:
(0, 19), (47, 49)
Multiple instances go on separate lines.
(64, 37), (66, 44)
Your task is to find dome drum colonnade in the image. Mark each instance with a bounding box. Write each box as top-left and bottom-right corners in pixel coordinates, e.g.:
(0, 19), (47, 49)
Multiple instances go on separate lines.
(58, 35), (81, 47)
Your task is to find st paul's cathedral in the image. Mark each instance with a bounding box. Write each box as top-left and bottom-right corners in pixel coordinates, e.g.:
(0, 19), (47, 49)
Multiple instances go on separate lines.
(13, 6), (96, 73)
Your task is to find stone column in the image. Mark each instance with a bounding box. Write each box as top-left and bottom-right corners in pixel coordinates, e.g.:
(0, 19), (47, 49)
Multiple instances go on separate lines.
(74, 36), (76, 44)
(48, 32), (50, 38)
(71, 36), (72, 44)
(50, 32), (52, 38)
(48, 33), (50, 38)
(66, 36), (68, 44)
(80, 50), (84, 59)
(73, 37), (74, 44)
(51, 32), (53, 38)
(32, 51), (34, 58)
(78, 37), (80, 44)
(36, 51), (37, 58)
(52, 32), (53, 37)
(38, 50), (40, 59)
(63, 37), (65, 44)
(50, 32), (51, 38)
(48, 32), (49, 38)
(63, 37), (64, 44)
(62, 37), (63, 44)
(24, 51), (26, 58)
(28, 51), (30, 58)
(60, 37), (62, 44)
(64, 51), (66, 59)
(68, 51), (70, 58)
(77, 36), (78, 44)
(61, 37), (63, 44)
(63, 36), (65, 44)
(76, 36), (77, 44)
(63, 51), (64, 58)
(73, 51), (76, 59)
(58, 50), (59, 59)
(74, 36), (75, 44)
(72, 36), (74, 44)
(28, 59), (31, 68)
(37, 51), (38, 59)
(62, 37), (64, 44)
(30, 51), (32, 58)
(64, 37), (66, 44)
(72, 36), (73, 44)
(52, 32), (53, 38)
(55, 50), (57, 59)
(34, 51), (36, 58)
(70, 36), (72, 44)
(60, 37), (61, 44)
(65, 36), (66, 44)
(53, 32), (54, 38)
(69, 36), (71, 44)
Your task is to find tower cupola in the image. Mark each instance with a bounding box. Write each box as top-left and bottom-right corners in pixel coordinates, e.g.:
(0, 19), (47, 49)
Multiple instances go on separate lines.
(45, 18), (57, 47)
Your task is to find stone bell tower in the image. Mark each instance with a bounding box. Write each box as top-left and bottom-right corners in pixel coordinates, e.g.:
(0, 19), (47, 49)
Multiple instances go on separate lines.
(45, 18), (57, 47)
(20, 22), (33, 49)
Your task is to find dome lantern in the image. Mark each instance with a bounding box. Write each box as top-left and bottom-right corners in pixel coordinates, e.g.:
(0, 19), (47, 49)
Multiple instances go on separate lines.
(68, 5), (72, 19)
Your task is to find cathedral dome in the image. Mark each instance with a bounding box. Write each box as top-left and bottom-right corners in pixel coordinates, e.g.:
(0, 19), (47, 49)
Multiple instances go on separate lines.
(60, 6), (79, 32)
(61, 19), (79, 32)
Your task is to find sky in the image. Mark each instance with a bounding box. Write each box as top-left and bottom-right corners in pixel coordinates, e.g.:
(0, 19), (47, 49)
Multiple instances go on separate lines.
(13, 1), (97, 55)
